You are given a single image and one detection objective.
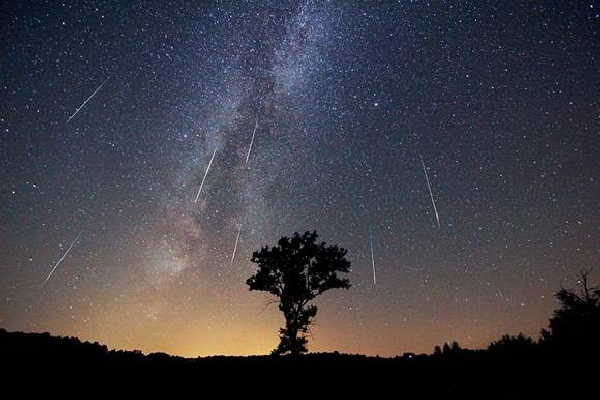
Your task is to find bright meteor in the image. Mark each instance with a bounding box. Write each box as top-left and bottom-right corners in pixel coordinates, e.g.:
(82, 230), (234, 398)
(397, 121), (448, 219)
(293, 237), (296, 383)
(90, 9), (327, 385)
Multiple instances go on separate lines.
(420, 154), (441, 229)
(194, 148), (217, 203)
(43, 232), (81, 284)
(230, 225), (242, 266)
(67, 77), (109, 123)
(369, 227), (376, 286)
(245, 117), (259, 166)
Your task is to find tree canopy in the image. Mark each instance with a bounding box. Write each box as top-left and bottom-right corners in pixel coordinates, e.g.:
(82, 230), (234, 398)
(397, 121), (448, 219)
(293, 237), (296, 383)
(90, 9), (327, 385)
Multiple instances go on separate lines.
(541, 269), (600, 354)
(247, 231), (351, 355)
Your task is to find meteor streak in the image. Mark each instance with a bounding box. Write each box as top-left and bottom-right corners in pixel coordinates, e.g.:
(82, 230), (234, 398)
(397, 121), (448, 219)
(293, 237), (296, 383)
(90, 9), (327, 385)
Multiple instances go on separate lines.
(230, 225), (242, 266)
(194, 148), (217, 203)
(420, 154), (441, 229)
(369, 227), (376, 285)
(67, 77), (110, 123)
(43, 232), (81, 284)
(245, 117), (259, 166)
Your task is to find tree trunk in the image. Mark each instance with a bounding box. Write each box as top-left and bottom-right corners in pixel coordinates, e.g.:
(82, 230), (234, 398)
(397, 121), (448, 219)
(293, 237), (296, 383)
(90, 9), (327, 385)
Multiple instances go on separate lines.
(283, 304), (302, 356)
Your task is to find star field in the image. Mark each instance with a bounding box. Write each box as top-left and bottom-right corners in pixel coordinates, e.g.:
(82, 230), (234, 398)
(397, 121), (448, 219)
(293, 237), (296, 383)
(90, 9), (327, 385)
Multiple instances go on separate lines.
(1, 0), (599, 356)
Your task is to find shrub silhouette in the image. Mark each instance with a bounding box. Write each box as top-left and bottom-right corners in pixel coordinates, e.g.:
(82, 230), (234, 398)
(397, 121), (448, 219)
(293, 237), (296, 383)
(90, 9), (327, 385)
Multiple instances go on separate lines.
(246, 231), (351, 355)
(436, 341), (462, 356)
(540, 269), (600, 354)
(488, 333), (536, 359)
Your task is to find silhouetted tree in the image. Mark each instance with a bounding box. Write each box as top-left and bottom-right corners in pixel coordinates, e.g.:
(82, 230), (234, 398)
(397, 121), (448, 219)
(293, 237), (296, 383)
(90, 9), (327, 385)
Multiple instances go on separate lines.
(488, 333), (536, 357)
(442, 342), (451, 354)
(246, 231), (351, 356)
(439, 341), (462, 355)
(450, 341), (461, 352)
(540, 269), (600, 354)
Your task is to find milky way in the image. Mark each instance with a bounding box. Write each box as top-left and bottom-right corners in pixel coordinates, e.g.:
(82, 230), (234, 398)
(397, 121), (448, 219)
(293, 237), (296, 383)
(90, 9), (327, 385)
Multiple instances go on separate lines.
(1, 1), (599, 357)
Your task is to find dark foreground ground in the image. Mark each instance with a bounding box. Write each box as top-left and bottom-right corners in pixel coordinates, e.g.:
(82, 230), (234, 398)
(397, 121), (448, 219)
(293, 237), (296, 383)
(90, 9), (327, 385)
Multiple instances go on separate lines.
(0, 328), (594, 398)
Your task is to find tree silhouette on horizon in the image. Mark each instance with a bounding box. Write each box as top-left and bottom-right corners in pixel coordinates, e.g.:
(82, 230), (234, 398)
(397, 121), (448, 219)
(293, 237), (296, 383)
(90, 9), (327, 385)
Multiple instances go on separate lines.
(540, 269), (600, 354)
(246, 231), (351, 356)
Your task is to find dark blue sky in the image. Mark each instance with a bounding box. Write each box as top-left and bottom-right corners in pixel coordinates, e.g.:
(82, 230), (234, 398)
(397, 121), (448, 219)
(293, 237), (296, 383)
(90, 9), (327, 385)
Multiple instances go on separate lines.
(1, 0), (599, 356)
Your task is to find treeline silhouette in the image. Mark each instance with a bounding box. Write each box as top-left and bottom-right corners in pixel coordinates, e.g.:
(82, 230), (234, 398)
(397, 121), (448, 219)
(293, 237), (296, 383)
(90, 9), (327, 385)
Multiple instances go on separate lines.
(1, 270), (598, 397)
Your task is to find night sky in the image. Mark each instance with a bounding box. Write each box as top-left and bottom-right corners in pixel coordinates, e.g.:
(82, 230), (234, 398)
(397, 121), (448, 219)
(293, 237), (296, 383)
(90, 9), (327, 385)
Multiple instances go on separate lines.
(1, 1), (599, 357)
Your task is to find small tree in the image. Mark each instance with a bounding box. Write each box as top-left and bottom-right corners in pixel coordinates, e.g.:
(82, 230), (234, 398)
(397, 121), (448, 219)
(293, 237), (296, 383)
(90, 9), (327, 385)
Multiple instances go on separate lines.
(541, 269), (600, 352)
(247, 231), (351, 355)
(488, 333), (535, 355)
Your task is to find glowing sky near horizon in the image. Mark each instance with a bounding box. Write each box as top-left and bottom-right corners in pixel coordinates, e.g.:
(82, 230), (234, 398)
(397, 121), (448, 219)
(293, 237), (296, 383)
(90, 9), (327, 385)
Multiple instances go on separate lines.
(1, 0), (599, 357)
